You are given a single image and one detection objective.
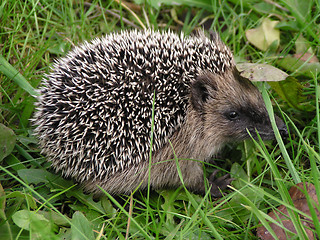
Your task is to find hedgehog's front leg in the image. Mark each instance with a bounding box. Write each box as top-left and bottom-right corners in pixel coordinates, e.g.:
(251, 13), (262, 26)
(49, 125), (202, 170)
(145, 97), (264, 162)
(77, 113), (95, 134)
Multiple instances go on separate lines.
(207, 170), (234, 197)
(150, 155), (232, 197)
(179, 161), (233, 198)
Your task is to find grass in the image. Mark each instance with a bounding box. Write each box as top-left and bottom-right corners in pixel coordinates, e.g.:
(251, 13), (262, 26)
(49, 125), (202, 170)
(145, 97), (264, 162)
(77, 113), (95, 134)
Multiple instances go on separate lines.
(0, 0), (320, 239)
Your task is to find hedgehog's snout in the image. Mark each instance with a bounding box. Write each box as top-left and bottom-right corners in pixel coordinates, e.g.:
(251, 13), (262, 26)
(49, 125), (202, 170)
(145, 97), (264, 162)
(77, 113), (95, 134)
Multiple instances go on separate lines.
(252, 114), (288, 140)
(275, 115), (288, 138)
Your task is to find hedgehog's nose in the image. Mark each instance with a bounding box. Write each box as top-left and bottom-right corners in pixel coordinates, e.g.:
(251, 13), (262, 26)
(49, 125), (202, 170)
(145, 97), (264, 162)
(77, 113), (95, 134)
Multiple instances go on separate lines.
(275, 115), (288, 138)
(279, 125), (288, 138)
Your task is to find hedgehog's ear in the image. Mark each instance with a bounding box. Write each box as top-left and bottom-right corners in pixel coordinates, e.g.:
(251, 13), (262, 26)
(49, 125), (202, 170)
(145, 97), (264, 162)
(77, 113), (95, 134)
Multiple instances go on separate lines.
(191, 74), (217, 111)
(209, 30), (222, 44)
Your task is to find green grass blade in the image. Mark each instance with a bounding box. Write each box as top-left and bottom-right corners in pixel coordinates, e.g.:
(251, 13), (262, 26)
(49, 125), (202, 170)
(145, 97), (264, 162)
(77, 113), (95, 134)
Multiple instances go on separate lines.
(0, 55), (39, 97)
(169, 140), (224, 240)
(261, 84), (300, 183)
(98, 187), (152, 240)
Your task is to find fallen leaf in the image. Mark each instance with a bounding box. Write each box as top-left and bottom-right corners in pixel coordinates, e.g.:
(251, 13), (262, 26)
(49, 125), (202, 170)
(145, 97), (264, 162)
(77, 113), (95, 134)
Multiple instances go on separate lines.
(237, 63), (311, 111)
(0, 123), (16, 162)
(237, 63), (288, 82)
(257, 182), (319, 240)
(293, 53), (319, 63)
(246, 18), (280, 51)
(295, 35), (314, 55)
(288, 182), (320, 230)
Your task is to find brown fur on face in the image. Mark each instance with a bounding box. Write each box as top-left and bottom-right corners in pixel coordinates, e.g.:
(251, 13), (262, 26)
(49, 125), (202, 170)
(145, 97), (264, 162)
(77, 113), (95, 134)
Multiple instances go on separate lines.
(192, 69), (283, 142)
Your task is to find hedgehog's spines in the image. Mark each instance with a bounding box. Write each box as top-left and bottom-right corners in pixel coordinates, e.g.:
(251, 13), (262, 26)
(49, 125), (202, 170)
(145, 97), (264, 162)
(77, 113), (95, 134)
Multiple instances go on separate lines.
(34, 29), (235, 183)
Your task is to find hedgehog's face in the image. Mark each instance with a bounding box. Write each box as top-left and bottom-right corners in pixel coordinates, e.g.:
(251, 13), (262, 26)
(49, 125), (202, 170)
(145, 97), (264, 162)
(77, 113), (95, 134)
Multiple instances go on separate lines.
(190, 69), (287, 143)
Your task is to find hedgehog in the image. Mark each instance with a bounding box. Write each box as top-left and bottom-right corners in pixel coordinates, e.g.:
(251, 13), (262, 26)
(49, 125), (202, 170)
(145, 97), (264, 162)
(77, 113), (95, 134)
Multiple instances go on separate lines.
(33, 29), (288, 197)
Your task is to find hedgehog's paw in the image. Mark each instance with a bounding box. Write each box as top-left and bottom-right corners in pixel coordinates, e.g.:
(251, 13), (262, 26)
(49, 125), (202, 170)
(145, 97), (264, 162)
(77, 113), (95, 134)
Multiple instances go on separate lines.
(208, 170), (234, 198)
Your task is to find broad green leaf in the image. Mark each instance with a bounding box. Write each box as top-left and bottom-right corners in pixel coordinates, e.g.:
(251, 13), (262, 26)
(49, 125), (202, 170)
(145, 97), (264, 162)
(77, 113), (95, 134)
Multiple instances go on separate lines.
(20, 98), (35, 128)
(6, 191), (37, 210)
(295, 35), (313, 54)
(17, 169), (73, 189)
(30, 214), (59, 240)
(12, 210), (33, 230)
(268, 76), (312, 111)
(40, 210), (71, 227)
(276, 21), (300, 31)
(4, 154), (26, 171)
(18, 169), (108, 215)
(246, 18), (280, 51)
(0, 183), (6, 221)
(159, 189), (180, 224)
(12, 210), (59, 239)
(281, 0), (312, 25)
(101, 196), (117, 218)
(57, 228), (72, 239)
(230, 162), (249, 189)
(253, 2), (274, 14)
(226, 186), (264, 224)
(0, 124), (16, 162)
(71, 211), (95, 240)
(0, 55), (38, 97)
(66, 190), (108, 215)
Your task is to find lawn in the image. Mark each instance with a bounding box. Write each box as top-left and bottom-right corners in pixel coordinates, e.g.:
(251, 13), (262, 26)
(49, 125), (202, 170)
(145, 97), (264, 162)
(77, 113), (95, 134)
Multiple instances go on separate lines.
(0, 0), (319, 239)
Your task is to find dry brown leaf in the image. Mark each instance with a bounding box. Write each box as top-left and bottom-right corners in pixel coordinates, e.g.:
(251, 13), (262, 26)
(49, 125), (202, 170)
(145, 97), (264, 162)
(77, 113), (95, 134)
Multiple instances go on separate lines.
(237, 63), (288, 82)
(293, 53), (319, 63)
(257, 182), (319, 240)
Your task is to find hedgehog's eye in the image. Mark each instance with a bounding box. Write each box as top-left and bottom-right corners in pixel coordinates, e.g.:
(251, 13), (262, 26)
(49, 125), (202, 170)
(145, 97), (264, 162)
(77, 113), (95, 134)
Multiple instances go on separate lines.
(227, 111), (239, 120)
